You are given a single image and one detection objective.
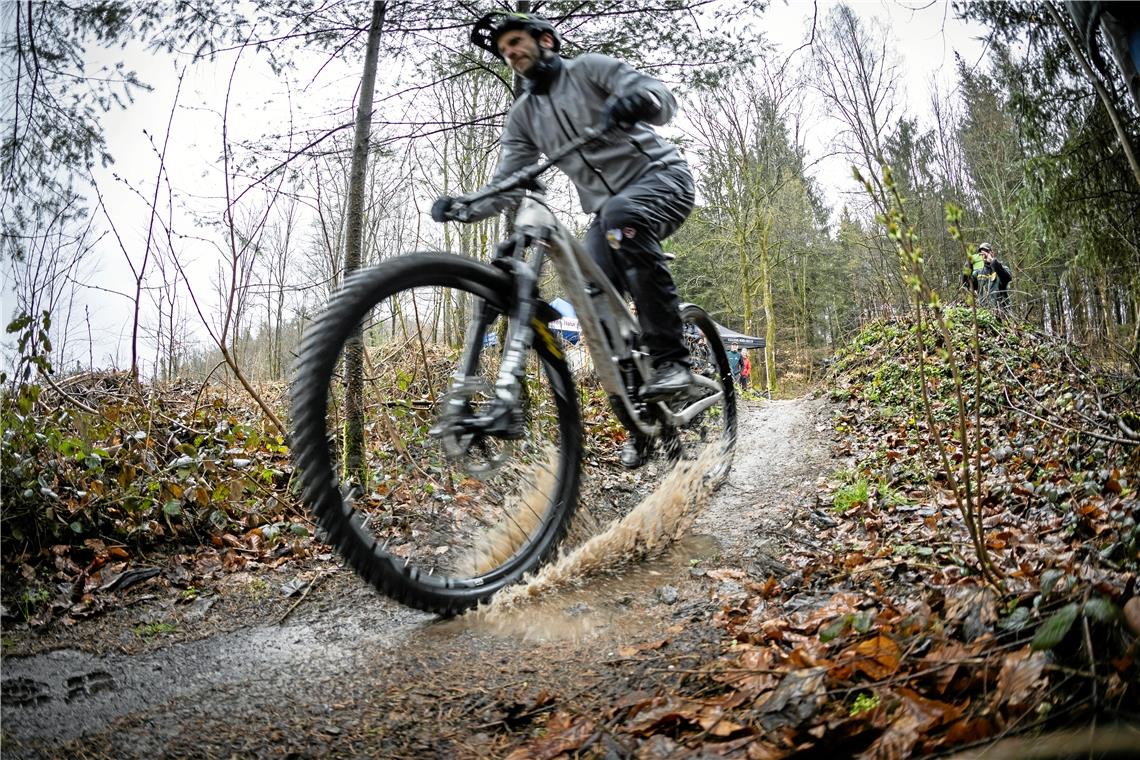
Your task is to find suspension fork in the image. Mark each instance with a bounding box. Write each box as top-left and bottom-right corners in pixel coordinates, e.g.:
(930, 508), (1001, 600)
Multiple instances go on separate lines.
(492, 242), (547, 405)
(434, 237), (547, 441)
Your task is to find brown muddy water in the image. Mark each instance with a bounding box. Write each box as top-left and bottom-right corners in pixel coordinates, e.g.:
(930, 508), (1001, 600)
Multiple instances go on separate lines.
(439, 534), (720, 643)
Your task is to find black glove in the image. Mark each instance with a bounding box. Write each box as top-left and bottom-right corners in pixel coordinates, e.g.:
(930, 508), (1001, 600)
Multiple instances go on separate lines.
(431, 196), (455, 223)
(605, 90), (661, 128)
(432, 196), (476, 223)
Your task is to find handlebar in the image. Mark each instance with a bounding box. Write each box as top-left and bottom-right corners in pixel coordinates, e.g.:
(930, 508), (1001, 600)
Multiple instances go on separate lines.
(458, 123), (612, 207)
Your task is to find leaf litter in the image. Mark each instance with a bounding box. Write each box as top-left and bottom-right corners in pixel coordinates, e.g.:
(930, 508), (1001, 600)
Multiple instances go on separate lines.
(497, 312), (1137, 758)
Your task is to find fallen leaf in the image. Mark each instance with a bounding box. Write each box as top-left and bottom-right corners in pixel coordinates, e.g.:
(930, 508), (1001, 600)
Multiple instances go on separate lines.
(636, 734), (680, 760)
(945, 586), (997, 642)
(837, 635), (901, 680)
(755, 667), (827, 731)
(995, 646), (1047, 709)
(857, 688), (960, 760)
(746, 740), (788, 760)
(617, 638), (669, 657)
(941, 716), (995, 745)
(707, 568), (749, 582)
(625, 696), (703, 735)
(1123, 597), (1140, 636)
(504, 711), (594, 760)
(791, 592), (863, 634)
(696, 704), (751, 737)
(723, 647), (779, 696)
(1031, 603), (1079, 651)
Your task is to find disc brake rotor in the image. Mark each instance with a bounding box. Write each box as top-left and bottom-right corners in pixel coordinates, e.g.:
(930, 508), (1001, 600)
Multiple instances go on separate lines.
(435, 377), (515, 478)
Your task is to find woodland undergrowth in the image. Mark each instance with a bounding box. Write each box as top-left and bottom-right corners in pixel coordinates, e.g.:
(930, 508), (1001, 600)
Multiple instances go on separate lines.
(526, 310), (1139, 759)
(0, 372), (304, 627)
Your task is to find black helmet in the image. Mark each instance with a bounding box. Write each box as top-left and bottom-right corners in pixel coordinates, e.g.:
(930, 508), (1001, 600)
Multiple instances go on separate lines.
(471, 11), (562, 61)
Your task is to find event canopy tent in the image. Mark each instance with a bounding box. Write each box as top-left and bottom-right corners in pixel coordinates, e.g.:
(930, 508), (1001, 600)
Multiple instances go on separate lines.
(547, 297), (764, 349)
(717, 324), (765, 350)
(549, 297), (582, 344)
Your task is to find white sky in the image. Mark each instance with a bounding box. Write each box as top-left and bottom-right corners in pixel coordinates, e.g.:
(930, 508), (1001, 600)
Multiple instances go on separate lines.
(760, 0), (989, 208)
(2, 0), (990, 376)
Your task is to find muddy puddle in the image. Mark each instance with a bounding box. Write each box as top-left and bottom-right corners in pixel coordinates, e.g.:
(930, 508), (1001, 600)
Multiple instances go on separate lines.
(435, 533), (719, 643)
(0, 598), (429, 745)
(2, 444), (725, 753)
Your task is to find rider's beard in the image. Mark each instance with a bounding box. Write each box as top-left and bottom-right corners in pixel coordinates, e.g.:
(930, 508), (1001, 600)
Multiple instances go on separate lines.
(510, 51), (536, 76)
(524, 50), (562, 94)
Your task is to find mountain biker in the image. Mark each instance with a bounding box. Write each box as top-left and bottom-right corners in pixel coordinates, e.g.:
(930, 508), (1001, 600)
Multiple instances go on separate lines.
(430, 11), (697, 469)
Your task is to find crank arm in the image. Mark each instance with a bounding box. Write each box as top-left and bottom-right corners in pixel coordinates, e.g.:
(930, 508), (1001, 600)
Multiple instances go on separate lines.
(656, 374), (724, 426)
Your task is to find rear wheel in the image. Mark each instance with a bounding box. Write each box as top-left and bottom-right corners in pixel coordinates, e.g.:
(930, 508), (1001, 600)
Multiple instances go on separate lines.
(661, 304), (737, 482)
(290, 253), (581, 615)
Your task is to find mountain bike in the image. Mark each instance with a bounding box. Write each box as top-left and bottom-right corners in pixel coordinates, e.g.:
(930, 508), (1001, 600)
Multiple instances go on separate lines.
(290, 124), (737, 615)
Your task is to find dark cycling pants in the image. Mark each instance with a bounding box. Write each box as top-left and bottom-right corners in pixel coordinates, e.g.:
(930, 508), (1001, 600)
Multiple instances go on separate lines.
(584, 163), (696, 368)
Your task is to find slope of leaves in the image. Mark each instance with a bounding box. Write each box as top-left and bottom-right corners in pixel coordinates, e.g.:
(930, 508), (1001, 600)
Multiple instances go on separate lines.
(731, 309), (1139, 753)
(497, 310), (1139, 758)
(1, 372), (307, 626)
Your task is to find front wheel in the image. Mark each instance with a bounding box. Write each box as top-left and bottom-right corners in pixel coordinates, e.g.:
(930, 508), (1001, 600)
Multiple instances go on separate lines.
(290, 253), (581, 615)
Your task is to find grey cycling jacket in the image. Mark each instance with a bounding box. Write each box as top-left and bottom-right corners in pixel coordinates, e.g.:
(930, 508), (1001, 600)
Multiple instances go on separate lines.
(460, 53), (687, 219)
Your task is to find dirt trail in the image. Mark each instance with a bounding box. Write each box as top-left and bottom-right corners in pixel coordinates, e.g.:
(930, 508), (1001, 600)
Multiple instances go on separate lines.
(1, 397), (836, 758)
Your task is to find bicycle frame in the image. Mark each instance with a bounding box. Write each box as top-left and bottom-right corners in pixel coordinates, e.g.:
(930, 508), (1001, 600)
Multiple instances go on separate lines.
(446, 123), (725, 444)
(511, 197), (725, 438)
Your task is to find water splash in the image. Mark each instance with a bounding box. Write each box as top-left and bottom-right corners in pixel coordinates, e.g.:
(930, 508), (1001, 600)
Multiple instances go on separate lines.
(453, 448), (558, 577)
(475, 443), (724, 622)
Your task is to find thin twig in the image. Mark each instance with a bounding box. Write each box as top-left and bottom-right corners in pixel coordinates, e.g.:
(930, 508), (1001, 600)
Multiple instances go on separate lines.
(37, 367), (98, 415)
(1002, 389), (1136, 446)
(277, 567), (334, 625)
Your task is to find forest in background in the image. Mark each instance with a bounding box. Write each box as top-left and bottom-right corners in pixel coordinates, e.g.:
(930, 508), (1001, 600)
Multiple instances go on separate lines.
(3, 0), (1137, 400)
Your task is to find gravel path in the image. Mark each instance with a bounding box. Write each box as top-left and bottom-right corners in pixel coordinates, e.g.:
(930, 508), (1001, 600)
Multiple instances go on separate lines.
(1, 397), (836, 758)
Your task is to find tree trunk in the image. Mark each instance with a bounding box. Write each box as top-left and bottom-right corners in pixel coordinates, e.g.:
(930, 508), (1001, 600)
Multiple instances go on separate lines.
(757, 221), (777, 396)
(1045, 1), (1140, 190)
(762, 252), (776, 397)
(738, 234), (754, 343)
(343, 0), (386, 487)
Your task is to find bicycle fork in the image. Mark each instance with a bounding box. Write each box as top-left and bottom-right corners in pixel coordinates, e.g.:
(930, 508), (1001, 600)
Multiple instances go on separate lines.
(430, 243), (549, 450)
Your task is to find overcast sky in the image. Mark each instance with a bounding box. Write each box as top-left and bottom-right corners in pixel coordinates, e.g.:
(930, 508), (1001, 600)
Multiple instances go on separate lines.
(2, 0), (990, 376)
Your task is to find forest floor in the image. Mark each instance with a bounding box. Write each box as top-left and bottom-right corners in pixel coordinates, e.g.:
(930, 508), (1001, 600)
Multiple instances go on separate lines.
(2, 396), (847, 758)
(3, 312), (1138, 758)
